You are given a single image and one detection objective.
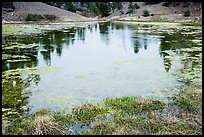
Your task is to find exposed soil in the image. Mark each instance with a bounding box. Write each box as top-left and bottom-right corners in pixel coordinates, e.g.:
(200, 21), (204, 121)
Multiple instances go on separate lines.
(2, 2), (202, 23)
(108, 2), (202, 22)
(2, 2), (94, 23)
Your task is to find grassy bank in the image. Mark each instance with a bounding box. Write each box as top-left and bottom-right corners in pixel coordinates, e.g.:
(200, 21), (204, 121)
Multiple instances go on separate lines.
(2, 81), (202, 135)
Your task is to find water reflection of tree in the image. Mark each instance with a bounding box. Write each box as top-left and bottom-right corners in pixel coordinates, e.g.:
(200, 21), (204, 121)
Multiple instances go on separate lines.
(2, 72), (40, 120)
(181, 51), (201, 71)
(144, 38), (148, 50)
(113, 23), (124, 30)
(2, 36), (39, 71)
(99, 22), (110, 34)
(54, 31), (64, 57)
(39, 28), (80, 64)
(132, 34), (148, 54)
(159, 33), (201, 72)
(133, 38), (141, 54)
(39, 32), (54, 66)
(3, 31), (57, 68)
(77, 27), (86, 41)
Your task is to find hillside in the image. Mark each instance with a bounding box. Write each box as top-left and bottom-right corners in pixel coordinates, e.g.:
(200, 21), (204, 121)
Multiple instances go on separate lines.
(2, 2), (202, 23)
(2, 2), (94, 23)
(108, 2), (202, 22)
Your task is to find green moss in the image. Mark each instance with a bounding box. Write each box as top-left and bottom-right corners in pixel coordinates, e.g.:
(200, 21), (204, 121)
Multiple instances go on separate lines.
(25, 13), (44, 21)
(72, 103), (107, 123)
(104, 97), (166, 114)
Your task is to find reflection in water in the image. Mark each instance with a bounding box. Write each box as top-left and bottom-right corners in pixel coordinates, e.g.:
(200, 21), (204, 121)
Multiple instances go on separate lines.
(159, 33), (201, 72)
(2, 22), (202, 113)
(2, 71), (40, 119)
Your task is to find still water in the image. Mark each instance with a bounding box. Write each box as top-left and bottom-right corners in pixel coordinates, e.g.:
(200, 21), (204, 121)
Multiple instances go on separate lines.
(2, 22), (202, 115)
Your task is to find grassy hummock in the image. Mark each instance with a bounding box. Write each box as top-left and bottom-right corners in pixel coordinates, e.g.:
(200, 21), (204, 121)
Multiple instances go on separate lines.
(2, 81), (202, 135)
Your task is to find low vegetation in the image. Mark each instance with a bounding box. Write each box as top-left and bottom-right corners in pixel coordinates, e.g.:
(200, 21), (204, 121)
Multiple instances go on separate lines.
(184, 10), (191, 17)
(25, 13), (57, 21)
(2, 81), (202, 135)
(25, 13), (44, 21)
(127, 3), (140, 14)
(143, 10), (150, 17)
(43, 14), (57, 21)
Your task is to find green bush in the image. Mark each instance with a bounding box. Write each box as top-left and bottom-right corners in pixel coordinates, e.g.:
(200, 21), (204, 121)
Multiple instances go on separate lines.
(65, 2), (76, 12)
(184, 10), (191, 17)
(143, 10), (150, 17)
(99, 3), (111, 17)
(134, 3), (140, 9)
(25, 13), (43, 21)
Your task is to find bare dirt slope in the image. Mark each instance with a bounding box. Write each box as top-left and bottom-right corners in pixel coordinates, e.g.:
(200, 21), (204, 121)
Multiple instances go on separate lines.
(108, 2), (202, 22)
(2, 2), (93, 22)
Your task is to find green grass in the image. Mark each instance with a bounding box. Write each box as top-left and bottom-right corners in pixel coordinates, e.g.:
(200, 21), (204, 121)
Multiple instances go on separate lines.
(2, 82), (202, 135)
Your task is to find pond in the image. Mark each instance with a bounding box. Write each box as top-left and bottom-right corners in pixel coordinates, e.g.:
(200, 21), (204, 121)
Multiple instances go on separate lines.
(2, 22), (202, 118)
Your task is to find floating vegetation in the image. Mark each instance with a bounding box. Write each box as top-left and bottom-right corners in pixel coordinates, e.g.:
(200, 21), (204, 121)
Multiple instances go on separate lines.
(3, 43), (39, 50)
(2, 22), (98, 36)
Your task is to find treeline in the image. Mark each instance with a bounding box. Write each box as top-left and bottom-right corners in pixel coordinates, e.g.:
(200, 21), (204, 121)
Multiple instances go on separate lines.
(43, 2), (123, 17)
(43, 2), (200, 17)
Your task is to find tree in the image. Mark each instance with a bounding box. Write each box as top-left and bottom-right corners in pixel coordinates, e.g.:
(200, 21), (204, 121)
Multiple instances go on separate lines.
(143, 10), (150, 17)
(127, 3), (134, 14)
(134, 3), (140, 9)
(111, 2), (123, 11)
(91, 3), (100, 15)
(117, 2), (123, 10)
(98, 3), (111, 17)
(184, 10), (191, 17)
(65, 2), (76, 12)
(55, 2), (63, 8)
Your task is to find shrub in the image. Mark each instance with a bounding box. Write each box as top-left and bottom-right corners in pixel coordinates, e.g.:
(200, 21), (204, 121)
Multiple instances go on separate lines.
(98, 2), (111, 17)
(65, 2), (76, 12)
(143, 10), (150, 17)
(25, 13), (43, 21)
(184, 10), (191, 17)
(151, 14), (154, 16)
(134, 3), (140, 9)
(43, 14), (57, 21)
(162, 2), (171, 7)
